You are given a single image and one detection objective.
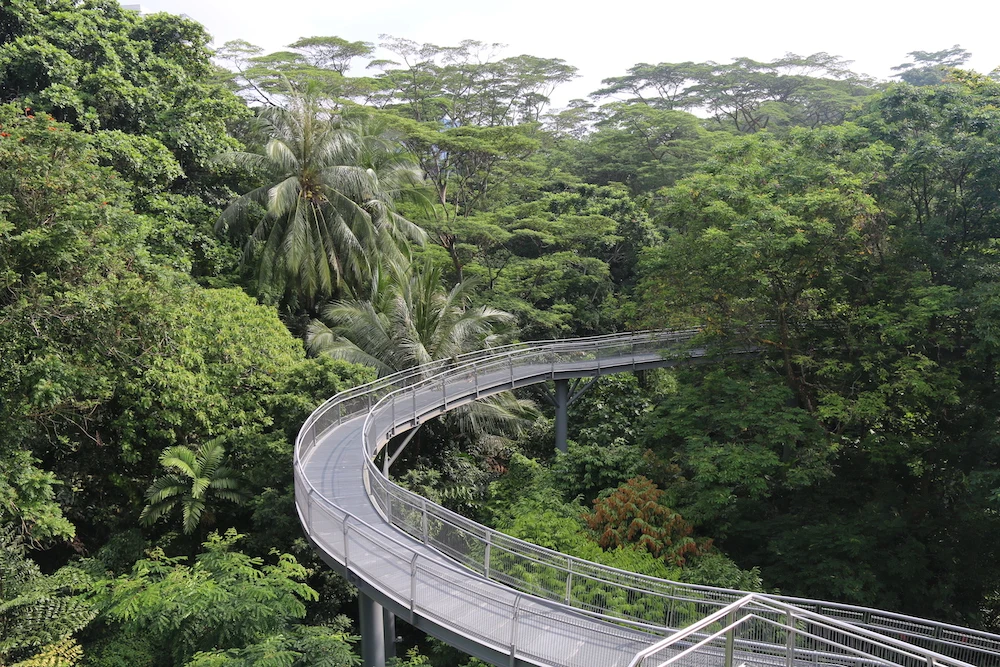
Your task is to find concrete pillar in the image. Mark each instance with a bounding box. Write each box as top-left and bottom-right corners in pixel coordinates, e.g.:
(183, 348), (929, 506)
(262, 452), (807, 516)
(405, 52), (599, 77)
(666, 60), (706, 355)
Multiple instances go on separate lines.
(359, 593), (386, 667)
(554, 378), (569, 453)
(383, 609), (397, 662)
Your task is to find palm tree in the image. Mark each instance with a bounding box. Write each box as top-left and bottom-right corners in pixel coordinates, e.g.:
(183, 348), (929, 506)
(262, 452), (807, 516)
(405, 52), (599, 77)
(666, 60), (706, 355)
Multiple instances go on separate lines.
(216, 93), (427, 306)
(140, 439), (248, 536)
(307, 259), (514, 375)
(307, 259), (533, 437)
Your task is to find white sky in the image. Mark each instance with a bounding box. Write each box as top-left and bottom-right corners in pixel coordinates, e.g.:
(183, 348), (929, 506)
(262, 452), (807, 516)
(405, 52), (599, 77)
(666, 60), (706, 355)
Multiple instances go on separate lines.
(135, 0), (1000, 107)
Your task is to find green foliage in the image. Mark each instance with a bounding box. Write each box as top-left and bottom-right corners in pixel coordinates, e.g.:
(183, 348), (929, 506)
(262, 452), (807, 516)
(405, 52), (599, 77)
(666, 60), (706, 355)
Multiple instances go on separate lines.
(373, 37), (575, 127)
(0, 2), (244, 280)
(634, 75), (1000, 623)
(140, 440), (248, 535)
(891, 45), (971, 86)
(216, 95), (425, 306)
(98, 530), (323, 666)
(308, 259), (513, 374)
(385, 116), (542, 221)
(679, 552), (764, 592)
(488, 455), (683, 580)
(549, 440), (648, 504)
(424, 183), (655, 337)
(0, 525), (95, 666)
(642, 364), (832, 530)
(388, 647), (430, 667)
(568, 104), (716, 192)
(0, 449), (74, 543)
(185, 624), (360, 667)
(594, 53), (877, 133)
(79, 631), (156, 667)
(0, 0), (247, 175)
(0, 100), (375, 556)
(13, 638), (84, 667)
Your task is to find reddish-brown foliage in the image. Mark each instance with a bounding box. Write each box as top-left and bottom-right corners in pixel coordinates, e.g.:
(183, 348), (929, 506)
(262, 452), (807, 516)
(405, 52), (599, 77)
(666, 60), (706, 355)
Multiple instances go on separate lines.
(583, 476), (706, 566)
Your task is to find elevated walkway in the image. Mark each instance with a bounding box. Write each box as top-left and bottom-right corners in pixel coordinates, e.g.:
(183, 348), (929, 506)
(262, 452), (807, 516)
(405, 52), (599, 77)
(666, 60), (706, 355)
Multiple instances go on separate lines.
(294, 331), (1000, 667)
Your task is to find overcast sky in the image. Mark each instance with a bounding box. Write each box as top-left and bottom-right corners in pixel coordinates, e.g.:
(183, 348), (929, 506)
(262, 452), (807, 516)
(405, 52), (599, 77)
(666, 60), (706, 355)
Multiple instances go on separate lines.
(133, 0), (1000, 107)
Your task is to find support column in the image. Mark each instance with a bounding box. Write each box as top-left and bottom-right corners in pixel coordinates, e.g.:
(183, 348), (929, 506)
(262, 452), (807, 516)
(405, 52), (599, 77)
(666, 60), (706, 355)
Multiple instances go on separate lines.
(383, 610), (397, 662)
(359, 593), (386, 667)
(554, 379), (569, 453)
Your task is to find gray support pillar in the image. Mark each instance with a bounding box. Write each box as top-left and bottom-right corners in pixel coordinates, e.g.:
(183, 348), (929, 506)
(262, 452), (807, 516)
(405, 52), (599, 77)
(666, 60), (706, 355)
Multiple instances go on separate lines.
(554, 378), (569, 453)
(383, 609), (397, 662)
(359, 593), (386, 667)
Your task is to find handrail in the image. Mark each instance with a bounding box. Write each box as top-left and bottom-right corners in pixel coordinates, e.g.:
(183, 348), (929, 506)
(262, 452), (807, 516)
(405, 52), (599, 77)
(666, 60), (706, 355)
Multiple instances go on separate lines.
(295, 330), (1000, 667)
(629, 594), (757, 666)
(628, 594), (976, 667)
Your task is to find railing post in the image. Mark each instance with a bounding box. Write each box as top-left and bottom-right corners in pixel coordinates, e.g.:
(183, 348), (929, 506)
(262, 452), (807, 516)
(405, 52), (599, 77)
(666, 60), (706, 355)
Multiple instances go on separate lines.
(410, 554), (418, 621)
(442, 378), (447, 409)
(484, 532), (492, 578)
(343, 521), (351, 567)
(412, 388), (417, 425)
(510, 595), (522, 667)
(724, 611), (735, 667)
(391, 394), (396, 435)
(420, 497), (428, 543)
(785, 610), (795, 667)
(474, 362), (479, 397)
(306, 488), (313, 531)
(509, 354), (514, 387)
(565, 559), (573, 605)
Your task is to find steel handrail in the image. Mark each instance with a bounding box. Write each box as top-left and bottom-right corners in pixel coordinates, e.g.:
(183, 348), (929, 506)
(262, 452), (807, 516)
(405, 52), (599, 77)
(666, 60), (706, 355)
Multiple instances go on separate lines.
(294, 330), (695, 460)
(628, 594), (975, 667)
(295, 330), (1000, 667)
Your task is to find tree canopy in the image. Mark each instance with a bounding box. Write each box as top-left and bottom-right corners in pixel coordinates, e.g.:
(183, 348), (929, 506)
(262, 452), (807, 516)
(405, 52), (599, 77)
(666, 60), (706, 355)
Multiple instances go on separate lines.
(4, 8), (1000, 665)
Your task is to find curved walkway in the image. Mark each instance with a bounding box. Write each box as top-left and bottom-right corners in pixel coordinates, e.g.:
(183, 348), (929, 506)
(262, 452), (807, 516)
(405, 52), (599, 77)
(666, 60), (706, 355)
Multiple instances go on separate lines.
(294, 331), (1000, 667)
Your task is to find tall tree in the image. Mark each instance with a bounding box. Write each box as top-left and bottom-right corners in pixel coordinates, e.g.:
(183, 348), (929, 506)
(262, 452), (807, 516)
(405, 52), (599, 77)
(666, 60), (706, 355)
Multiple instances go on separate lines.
(594, 53), (876, 133)
(216, 94), (426, 306)
(570, 103), (715, 192)
(891, 45), (971, 86)
(0, 0), (247, 179)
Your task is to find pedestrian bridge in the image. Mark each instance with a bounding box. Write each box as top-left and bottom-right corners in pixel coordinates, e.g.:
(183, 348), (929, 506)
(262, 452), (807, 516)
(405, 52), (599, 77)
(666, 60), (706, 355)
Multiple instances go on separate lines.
(293, 331), (1000, 667)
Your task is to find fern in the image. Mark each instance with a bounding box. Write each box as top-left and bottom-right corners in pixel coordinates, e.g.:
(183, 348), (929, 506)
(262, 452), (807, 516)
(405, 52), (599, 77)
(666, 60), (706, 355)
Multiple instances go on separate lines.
(0, 525), (95, 666)
(12, 638), (83, 667)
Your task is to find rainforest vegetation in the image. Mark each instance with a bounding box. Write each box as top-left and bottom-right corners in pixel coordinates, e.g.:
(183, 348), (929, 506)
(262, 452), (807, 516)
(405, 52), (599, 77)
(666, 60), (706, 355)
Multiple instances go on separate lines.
(2, 0), (1000, 664)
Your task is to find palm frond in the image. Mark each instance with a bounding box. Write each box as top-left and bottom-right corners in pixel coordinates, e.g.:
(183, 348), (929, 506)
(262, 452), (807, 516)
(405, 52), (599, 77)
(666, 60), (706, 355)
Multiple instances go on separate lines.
(160, 447), (199, 479)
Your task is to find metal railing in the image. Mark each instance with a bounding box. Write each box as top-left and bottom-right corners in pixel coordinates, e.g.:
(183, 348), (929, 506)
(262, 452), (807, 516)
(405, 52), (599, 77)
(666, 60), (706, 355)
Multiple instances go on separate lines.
(629, 594), (974, 667)
(294, 330), (1000, 667)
